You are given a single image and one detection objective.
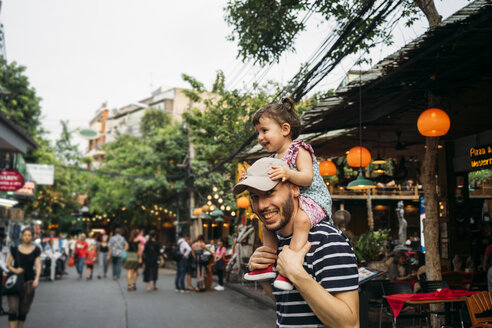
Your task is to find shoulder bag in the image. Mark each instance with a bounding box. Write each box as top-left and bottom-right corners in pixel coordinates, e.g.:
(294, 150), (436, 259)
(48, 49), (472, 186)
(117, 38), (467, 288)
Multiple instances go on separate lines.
(3, 247), (25, 295)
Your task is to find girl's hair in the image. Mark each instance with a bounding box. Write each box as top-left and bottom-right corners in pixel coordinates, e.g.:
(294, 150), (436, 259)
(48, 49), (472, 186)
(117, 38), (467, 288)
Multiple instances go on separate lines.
(129, 229), (139, 241)
(252, 97), (301, 140)
(22, 227), (34, 236)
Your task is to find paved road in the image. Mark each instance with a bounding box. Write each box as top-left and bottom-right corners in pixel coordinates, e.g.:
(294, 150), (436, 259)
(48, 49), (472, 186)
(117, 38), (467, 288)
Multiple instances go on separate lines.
(2, 267), (276, 328)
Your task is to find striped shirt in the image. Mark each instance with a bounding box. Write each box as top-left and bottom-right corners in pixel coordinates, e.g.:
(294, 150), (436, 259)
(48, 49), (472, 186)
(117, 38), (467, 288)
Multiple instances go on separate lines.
(273, 221), (358, 327)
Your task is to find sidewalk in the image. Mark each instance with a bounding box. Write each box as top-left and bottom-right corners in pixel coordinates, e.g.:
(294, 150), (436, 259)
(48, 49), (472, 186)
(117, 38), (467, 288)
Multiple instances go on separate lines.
(166, 262), (275, 310)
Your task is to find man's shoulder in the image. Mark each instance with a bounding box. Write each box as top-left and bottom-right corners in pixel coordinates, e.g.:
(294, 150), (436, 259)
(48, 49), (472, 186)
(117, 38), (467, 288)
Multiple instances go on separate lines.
(309, 221), (347, 242)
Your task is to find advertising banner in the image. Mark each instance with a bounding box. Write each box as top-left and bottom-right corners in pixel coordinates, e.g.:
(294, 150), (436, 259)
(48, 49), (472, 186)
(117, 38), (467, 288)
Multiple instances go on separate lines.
(26, 164), (54, 185)
(0, 169), (24, 192)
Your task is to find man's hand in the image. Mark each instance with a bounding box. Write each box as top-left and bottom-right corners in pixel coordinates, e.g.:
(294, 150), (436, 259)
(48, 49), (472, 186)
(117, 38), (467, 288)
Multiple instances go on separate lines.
(269, 166), (291, 182)
(248, 246), (277, 271)
(276, 242), (311, 282)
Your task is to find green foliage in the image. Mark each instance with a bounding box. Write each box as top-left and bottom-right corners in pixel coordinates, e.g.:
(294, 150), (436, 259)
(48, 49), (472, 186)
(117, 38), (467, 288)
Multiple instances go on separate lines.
(224, 0), (424, 65)
(353, 229), (390, 262)
(88, 114), (188, 226)
(0, 58), (43, 138)
(469, 169), (492, 188)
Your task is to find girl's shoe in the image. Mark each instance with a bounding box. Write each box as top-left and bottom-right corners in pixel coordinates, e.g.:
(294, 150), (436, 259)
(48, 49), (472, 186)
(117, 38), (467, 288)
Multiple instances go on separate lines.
(273, 274), (294, 291)
(243, 264), (276, 281)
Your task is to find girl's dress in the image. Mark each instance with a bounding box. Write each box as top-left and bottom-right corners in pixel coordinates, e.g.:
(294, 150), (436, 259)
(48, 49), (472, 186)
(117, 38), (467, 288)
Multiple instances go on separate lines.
(277, 140), (333, 225)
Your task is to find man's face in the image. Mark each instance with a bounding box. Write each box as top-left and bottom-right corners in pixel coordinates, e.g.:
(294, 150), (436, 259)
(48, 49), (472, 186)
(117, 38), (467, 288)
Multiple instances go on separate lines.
(249, 182), (298, 233)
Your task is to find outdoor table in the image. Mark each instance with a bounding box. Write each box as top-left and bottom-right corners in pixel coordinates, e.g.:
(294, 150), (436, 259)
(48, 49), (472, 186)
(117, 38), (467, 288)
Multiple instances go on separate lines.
(385, 288), (477, 327)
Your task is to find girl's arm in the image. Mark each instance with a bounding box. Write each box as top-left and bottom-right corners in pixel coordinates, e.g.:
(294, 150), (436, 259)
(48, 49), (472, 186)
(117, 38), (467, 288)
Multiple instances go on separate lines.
(270, 147), (313, 187)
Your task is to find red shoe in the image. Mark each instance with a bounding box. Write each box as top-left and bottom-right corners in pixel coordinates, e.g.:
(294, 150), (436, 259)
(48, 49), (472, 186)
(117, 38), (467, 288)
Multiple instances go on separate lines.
(273, 274), (294, 290)
(244, 264), (276, 281)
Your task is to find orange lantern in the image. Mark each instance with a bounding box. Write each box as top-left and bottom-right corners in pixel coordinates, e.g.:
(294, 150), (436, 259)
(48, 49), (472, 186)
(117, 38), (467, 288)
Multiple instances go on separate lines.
(346, 146), (371, 167)
(237, 196), (250, 209)
(319, 160), (337, 176)
(201, 205), (210, 213)
(417, 108), (450, 137)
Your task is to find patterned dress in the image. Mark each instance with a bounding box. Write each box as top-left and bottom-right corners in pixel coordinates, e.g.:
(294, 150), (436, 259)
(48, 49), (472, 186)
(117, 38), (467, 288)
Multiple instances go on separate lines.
(277, 140), (333, 225)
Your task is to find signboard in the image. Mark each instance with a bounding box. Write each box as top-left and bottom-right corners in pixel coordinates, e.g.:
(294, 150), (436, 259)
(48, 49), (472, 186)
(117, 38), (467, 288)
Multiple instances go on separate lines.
(470, 144), (492, 171)
(0, 169), (24, 192)
(16, 181), (35, 196)
(419, 195), (426, 253)
(26, 164), (54, 185)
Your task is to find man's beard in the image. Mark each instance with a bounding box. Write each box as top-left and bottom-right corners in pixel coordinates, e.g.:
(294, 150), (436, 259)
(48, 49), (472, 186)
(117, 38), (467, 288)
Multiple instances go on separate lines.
(257, 194), (295, 232)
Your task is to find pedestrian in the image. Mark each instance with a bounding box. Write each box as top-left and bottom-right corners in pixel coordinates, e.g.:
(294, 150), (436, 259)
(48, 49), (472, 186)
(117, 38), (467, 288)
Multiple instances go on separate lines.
(0, 231), (7, 316)
(191, 235), (212, 291)
(6, 227), (41, 328)
(235, 157), (359, 327)
(68, 234), (77, 258)
(86, 232), (97, 249)
(174, 233), (192, 293)
(73, 233), (89, 280)
(108, 228), (127, 280)
(136, 229), (147, 246)
(97, 234), (110, 279)
(213, 238), (227, 291)
(86, 244), (97, 280)
(42, 238), (57, 281)
(242, 98), (333, 291)
(143, 230), (161, 292)
(123, 229), (142, 291)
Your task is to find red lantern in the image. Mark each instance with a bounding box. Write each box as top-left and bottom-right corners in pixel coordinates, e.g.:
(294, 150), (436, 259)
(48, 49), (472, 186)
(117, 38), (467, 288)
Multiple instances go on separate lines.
(417, 108), (450, 137)
(346, 146), (371, 168)
(237, 196), (250, 209)
(319, 160), (337, 176)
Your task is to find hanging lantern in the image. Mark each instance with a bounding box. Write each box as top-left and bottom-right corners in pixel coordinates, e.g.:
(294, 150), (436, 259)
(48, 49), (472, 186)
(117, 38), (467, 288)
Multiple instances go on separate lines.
(237, 196), (250, 209)
(319, 160), (337, 176)
(417, 108), (450, 137)
(201, 205), (210, 213)
(346, 146), (371, 167)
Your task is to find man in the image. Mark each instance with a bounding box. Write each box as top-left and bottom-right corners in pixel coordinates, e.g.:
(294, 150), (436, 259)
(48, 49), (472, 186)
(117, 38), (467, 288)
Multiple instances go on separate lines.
(174, 233), (192, 293)
(234, 157), (359, 327)
(108, 228), (127, 280)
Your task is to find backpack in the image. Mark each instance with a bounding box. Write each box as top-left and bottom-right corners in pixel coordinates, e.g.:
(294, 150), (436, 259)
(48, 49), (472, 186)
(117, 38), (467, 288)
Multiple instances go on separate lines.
(171, 240), (183, 262)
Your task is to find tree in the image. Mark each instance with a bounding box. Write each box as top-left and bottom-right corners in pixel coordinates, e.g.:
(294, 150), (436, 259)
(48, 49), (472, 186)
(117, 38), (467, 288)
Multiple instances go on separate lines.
(0, 59), (43, 138)
(225, 0), (439, 65)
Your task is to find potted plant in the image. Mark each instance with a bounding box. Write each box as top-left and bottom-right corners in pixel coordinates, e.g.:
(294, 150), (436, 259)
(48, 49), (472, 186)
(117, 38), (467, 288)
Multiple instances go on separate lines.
(353, 229), (390, 271)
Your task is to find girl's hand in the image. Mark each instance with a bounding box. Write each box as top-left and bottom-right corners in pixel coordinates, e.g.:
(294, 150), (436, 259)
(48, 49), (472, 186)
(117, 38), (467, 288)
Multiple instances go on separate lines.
(32, 279), (39, 288)
(269, 166), (291, 182)
(138, 258), (142, 264)
(239, 168), (246, 182)
(14, 268), (24, 275)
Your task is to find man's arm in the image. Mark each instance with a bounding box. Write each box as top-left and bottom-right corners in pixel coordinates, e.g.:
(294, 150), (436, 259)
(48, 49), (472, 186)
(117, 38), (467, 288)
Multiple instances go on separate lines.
(277, 243), (359, 328)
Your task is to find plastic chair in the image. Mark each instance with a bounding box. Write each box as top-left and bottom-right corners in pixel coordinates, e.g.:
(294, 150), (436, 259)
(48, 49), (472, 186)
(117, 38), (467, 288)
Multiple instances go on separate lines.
(362, 280), (388, 328)
(466, 291), (492, 328)
(383, 282), (429, 328)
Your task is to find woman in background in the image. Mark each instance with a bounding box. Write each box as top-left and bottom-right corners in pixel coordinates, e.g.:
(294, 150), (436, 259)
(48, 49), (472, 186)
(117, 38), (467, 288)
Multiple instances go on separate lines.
(143, 230), (162, 291)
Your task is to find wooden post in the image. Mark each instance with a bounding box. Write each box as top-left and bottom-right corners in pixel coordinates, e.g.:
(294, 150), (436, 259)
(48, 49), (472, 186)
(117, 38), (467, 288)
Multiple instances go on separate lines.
(366, 189), (374, 231)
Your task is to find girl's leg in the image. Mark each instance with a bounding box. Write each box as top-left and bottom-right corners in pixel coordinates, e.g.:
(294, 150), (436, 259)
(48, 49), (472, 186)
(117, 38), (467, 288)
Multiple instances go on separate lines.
(98, 253), (103, 278)
(132, 270), (137, 286)
(262, 224), (278, 251)
(290, 209), (311, 251)
(127, 270), (132, 289)
(103, 254), (109, 276)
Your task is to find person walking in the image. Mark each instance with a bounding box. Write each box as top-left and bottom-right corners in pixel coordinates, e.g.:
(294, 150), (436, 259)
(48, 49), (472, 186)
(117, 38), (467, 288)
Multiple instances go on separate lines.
(108, 228), (127, 280)
(191, 235), (212, 292)
(0, 232), (7, 316)
(174, 233), (191, 293)
(123, 229), (142, 291)
(6, 227), (41, 328)
(213, 239), (227, 291)
(73, 233), (89, 280)
(85, 244), (97, 280)
(97, 234), (110, 279)
(143, 230), (161, 292)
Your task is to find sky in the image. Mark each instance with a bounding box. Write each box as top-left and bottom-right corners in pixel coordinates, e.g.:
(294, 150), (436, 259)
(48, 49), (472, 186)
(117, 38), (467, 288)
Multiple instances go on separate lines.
(3, 0), (470, 152)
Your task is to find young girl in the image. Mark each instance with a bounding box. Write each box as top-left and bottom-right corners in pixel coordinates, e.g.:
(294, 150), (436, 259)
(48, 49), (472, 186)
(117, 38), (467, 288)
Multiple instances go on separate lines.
(86, 244), (97, 280)
(243, 97), (333, 290)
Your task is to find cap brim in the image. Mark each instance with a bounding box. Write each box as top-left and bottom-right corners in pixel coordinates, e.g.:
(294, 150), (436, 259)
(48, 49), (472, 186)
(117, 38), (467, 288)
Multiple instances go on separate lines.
(233, 176), (279, 195)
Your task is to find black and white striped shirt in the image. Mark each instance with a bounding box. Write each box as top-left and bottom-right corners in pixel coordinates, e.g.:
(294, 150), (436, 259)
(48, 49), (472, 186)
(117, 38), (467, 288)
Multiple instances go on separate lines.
(273, 221), (358, 327)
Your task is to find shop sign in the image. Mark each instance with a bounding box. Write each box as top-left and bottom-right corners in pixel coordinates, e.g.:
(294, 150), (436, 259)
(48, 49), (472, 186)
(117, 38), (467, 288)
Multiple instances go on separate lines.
(16, 181), (35, 196)
(470, 144), (492, 171)
(0, 169), (24, 192)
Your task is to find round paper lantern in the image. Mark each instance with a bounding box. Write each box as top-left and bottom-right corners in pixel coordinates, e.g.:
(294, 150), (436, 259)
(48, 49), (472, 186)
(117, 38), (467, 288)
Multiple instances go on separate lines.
(237, 196), (250, 209)
(201, 205), (210, 213)
(417, 108), (450, 137)
(346, 146), (371, 168)
(319, 160), (337, 176)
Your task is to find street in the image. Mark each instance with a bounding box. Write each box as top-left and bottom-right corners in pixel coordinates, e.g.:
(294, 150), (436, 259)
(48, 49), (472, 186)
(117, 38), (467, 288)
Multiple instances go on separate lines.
(2, 267), (276, 328)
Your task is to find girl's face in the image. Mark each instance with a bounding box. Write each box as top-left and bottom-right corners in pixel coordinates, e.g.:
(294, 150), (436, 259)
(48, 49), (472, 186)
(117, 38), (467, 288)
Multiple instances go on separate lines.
(255, 116), (290, 153)
(22, 230), (33, 244)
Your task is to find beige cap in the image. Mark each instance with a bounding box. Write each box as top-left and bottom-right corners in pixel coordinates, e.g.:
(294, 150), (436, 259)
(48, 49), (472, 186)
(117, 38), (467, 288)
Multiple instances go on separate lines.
(233, 157), (288, 194)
